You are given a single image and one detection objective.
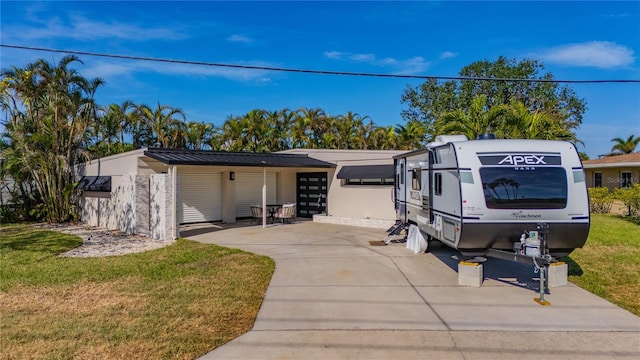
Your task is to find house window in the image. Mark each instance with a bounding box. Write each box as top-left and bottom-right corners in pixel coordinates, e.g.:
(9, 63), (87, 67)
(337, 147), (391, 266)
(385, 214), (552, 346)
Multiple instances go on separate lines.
(411, 169), (421, 190)
(346, 178), (394, 186)
(337, 164), (395, 186)
(434, 173), (442, 196)
(621, 172), (632, 188)
(594, 172), (602, 187)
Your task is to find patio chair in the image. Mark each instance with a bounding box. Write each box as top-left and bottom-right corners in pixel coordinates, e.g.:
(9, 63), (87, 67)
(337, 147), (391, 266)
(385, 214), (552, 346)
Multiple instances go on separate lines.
(250, 205), (264, 224)
(274, 203), (296, 224)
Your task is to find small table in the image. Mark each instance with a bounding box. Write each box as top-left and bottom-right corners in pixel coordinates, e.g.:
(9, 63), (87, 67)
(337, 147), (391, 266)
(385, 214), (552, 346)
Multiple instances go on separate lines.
(266, 204), (282, 223)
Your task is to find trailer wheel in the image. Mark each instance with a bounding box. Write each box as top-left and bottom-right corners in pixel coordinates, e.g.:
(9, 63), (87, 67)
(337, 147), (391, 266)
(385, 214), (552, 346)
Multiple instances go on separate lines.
(424, 235), (432, 253)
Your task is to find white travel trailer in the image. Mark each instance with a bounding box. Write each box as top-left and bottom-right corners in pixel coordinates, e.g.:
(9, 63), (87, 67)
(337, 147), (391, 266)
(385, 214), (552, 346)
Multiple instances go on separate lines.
(394, 135), (590, 258)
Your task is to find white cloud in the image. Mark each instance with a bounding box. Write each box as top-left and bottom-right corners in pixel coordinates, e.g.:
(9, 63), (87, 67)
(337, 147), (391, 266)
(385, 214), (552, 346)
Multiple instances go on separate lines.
(83, 59), (273, 83)
(227, 34), (253, 43)
(380, 57), (397, 65)
(536, 41), (635, 69)
(324, 50), (430, 75)
(394, 56), (430, 75)
(349, 53), (376, 62)
(439, 51), (457, 59)
(323, 51), (344, 60)
(4, 14), (186, 42)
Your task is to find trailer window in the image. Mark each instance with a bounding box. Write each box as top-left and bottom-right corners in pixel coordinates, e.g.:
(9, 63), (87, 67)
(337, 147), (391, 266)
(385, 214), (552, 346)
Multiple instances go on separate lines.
(480, 167), (567, 209)
(411, 169), (421, 190)
(434, 173), (442, 195)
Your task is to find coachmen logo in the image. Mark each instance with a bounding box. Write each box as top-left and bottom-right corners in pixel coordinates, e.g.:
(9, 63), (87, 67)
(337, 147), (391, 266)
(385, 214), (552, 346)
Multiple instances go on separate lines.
(479, 154), (561, 166)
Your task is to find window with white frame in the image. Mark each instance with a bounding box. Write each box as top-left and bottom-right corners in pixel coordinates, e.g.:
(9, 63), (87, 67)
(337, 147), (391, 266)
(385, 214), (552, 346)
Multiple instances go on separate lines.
(594, 172), (602, 187)
(345, 177), (394, 185)
(621, 172), (632, 188)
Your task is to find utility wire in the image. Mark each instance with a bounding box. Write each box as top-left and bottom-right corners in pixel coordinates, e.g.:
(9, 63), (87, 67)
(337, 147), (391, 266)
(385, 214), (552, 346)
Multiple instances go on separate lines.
(2, 44), (639, 84)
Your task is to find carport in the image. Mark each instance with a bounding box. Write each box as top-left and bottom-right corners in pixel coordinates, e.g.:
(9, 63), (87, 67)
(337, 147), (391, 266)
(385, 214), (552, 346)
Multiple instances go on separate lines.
(143, 148), (336, 236)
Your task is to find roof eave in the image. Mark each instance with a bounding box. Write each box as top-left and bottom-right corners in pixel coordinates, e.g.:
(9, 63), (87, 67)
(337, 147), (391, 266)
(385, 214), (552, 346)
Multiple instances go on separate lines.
(583, 162), (640, 169)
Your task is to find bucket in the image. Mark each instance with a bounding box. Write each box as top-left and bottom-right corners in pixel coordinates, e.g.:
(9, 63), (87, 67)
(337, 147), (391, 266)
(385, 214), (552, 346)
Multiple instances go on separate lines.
(525, 237), (540, 257)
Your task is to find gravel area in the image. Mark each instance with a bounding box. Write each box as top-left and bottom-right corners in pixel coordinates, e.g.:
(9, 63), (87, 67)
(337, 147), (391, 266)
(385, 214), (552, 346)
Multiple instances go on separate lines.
(33, 223), (176, 258)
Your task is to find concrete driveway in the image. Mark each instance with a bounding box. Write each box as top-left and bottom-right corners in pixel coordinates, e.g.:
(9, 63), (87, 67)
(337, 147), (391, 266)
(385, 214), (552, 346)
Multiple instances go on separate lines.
(186, 222), (640, 359)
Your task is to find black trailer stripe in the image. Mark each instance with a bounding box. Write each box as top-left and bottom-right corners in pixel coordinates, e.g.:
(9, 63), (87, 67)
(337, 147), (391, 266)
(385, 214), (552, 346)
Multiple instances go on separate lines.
(431, 209), (462, 219)
(475, 151), (561, 155)
(431, 167), (459, 171)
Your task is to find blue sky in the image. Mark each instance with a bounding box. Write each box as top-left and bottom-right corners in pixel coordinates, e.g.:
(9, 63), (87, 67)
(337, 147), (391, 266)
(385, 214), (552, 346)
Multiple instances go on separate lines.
(1, 1), (639, 158)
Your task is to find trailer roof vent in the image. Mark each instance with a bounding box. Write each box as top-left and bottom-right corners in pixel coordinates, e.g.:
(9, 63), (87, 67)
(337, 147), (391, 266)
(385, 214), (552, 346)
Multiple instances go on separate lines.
(477, 133), (496, 140)
(434, 134), (468, 145)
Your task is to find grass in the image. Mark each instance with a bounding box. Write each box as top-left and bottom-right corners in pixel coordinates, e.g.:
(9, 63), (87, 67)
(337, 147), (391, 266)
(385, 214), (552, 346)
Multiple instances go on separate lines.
(0, 224), (275, 360)
(562, 213), (640, 316)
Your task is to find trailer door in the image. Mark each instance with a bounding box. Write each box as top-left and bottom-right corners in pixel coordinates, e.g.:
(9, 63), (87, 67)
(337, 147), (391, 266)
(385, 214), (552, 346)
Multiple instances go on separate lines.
(395, 158), (407, 222)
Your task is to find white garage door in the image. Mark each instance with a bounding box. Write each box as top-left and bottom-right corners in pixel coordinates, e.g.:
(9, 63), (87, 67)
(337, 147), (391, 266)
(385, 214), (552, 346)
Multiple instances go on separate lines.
(235, 173), (277, 217)
(179, 171), (222, 223)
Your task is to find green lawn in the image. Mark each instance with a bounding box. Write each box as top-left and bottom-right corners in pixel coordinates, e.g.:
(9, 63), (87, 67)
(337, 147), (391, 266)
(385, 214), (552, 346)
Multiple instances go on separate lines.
(0, 225), (275, 359)
(562, 214), (640, 316)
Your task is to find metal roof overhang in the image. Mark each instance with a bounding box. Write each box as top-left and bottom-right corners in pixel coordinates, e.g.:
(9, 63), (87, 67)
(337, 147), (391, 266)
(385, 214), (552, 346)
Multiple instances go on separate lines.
(336, 164), (394, 179)
(144, 148), (336, 168)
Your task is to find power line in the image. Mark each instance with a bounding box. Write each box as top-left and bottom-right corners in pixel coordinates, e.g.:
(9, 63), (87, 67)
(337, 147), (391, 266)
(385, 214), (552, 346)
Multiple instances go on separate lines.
(2, 44), (639, 84)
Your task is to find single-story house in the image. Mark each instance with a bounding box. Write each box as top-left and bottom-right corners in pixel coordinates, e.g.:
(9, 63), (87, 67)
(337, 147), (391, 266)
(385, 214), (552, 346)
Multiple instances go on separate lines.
(582, 152), (640, 191)
(75, 148), (405, 240)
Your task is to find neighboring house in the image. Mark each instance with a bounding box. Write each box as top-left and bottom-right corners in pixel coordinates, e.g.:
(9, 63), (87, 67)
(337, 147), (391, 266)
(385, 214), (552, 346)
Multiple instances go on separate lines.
(582, 152), (640, 191)
(75, 148), (404, 240)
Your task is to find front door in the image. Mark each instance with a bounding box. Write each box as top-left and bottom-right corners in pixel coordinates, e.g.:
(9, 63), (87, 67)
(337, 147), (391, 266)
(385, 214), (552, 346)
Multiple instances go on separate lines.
(296, 172), (328, 218)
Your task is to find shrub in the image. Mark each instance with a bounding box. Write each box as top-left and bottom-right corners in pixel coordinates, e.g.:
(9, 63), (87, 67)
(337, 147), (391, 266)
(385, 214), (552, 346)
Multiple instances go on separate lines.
(613, 183), (640, 217)
(588, 187), (614, 214)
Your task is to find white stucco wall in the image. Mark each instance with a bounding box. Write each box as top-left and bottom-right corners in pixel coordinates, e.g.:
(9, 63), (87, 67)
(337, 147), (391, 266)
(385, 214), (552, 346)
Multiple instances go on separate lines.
(76, 149), (147, 177)
(79, 175), (147, 235)
(150, 173), (172, 240)
(279, 149), (404, 223)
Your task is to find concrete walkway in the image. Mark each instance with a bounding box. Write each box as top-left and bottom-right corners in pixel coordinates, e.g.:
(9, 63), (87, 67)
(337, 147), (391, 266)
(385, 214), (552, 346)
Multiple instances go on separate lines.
(187, 222), (640, 359)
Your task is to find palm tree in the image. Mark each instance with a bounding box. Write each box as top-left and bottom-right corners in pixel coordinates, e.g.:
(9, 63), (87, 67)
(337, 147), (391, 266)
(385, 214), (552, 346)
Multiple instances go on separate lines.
(1, 55), (103, 222)
(437, 94), (509, 140)
(220, 115), (248, 151)
(335, 112), (370, 149)
(294, 107), (326, 148)
(185, 121), (215, 150)
(395, 120), (427, 150)
(244, 109), (269, 152)
(136, 103), (186, 148)
(610, 135), (640, 155)
(500, 101), (578, 142)
(107, 100), (136, 149)
(366, 125), (398, 150)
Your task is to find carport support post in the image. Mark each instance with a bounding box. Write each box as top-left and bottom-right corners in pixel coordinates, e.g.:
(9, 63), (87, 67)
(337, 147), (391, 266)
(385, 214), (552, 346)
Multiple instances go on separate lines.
(171, 165), (179, 240)
(262, 166), (267, 228)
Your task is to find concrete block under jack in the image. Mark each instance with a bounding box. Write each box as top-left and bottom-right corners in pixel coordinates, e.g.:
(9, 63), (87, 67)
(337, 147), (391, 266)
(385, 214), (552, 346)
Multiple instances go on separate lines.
(458, 262), (483, 287)
(548, 262), (568, 287)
